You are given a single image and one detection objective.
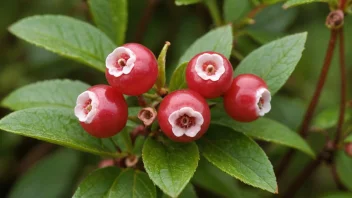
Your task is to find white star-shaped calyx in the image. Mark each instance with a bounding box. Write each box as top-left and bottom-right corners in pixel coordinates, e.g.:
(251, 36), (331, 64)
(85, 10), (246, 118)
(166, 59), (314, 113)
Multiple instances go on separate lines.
(255, 88), (271, 116)
(195, 53), (225, 81)
(74, 91), (99, 124)
(168, 107), (204, 137)
(106, 47), (136, 77)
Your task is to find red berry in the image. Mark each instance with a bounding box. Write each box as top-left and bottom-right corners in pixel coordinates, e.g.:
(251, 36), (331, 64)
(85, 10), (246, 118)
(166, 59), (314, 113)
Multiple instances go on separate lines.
(74, 85), (128, 138)
(157, 90), (211, 142)
(105, 43), (158, 96)
(224, 74), (271, 122)
(186, 51), (233, 98)
(345, 143), (352, 157)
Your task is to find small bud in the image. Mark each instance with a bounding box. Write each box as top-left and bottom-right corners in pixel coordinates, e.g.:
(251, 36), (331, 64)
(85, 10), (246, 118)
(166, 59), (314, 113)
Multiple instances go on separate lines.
(138, 107), (157, 126)
(326, 140), (336, 151)
(98, 159), (115, 168)
(158, 87), (168, 98)
(131, 125), (147, 144)
(326, 10), (344, 29)
(344, 143), (352, 157)
(125, 155), (139, 167)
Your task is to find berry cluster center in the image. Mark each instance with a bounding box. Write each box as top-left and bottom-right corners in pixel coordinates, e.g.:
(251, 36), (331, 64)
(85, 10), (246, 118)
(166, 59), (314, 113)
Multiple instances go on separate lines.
(116, 53), (130, 68)
(203, 62), (216, 75)
(176, 114), (195, 129)
(257, 97), (264, 110)
(83, 99), (92, 114)
(195, 53), (225, 81)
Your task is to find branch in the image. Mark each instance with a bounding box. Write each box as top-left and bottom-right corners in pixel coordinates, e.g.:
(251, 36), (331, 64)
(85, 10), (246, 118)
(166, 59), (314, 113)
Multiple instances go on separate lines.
(331, 163), (347, 190)
(335, 29), (347, 145)
(281, 153), (324, 198)
(339, 0), (348, 9)
(135, 0), (159, 42)
(276, 30), (339, 179)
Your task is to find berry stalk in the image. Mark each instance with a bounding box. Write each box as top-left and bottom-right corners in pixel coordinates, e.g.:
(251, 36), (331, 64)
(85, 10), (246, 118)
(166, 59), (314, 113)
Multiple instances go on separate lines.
(276, 30), (339, 179)
(335, 29), (347, 145)
(340, 0), (348, 9)
(281, 153), (324, 198)
(203, 0), (222, 26)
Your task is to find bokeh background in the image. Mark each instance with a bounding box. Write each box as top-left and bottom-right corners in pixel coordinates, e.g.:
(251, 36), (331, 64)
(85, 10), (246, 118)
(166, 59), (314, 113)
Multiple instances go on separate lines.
(0, 0), (351, 197)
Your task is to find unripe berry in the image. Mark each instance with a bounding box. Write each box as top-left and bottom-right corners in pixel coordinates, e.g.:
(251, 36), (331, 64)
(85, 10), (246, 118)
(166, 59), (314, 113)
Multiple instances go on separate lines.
(224, 74), (271, 122)
(74, 85), (128, 138)
(186, 51), (233, 98)
(345, 143), (352, 157)
(105, 43), (158, 96)
(157, 90), (211, 142)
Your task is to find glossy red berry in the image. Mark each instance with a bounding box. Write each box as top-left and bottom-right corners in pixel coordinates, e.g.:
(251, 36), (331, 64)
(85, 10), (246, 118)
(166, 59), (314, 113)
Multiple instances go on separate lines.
(105, 43), (158, 96)
(224, 74), (271, 122)
(186, 51), (233, 98)
(74, 85), (128, 138)
(157, 90), (211, 142)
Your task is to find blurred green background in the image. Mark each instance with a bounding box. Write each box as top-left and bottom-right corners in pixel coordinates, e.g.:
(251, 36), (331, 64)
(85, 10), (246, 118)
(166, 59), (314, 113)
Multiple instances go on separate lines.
(0, 0), (351, 197)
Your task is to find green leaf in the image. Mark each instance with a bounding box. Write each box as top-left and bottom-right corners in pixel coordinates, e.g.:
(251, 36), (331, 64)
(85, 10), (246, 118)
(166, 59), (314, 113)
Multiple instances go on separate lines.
(107, 169), (156, 198)
(345, 134), (352, 143)
(162, 183), (197, 198)
(156, 42), (171, 90)
(0, 107), (119, 157)
(175, 0), (201, 6)
(211, 108), (315, 157)
(321, 192), (352, 198)
(169, 62), (188, 92)
(249, 3), (298, 33)
(246, 30), (284, 45)
(112, 128), (133, 152)
(198, 125), (277, 193)
(178, 25), (233, 65)
(234, 32), (307, 95)
(262, 0), (285, 4)
(9, 149), (80, 198)
(223, 0), (251, 22)
(73, 167), (120, 198)
(1, 79), (89, 111)
(192, 157), (241, 197)
(312, 107), (351, 129)
(283, 0), (329, 8)
(266, 96), (305, 130)
(88, 0), (127, 45)
(142, 137), (199, 197)
(336, 151), (352, 191)
(9, 15), (115, 72)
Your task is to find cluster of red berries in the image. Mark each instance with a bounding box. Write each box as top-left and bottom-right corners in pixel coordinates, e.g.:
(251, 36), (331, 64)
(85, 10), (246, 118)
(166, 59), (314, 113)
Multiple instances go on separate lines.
(74, 43), (271, 142)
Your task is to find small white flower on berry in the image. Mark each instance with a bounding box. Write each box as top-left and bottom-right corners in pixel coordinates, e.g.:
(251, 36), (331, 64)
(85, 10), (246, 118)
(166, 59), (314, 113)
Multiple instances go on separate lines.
(106, 47), (136, 77)
(255, 88), (271, 116)
(74, 91), (99, 124)
(168, 107), (204, 137)
(195, 53), (225, 81)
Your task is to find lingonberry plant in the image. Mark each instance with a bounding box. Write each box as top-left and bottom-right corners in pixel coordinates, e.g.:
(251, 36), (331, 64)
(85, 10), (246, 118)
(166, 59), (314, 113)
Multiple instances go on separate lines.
(0, 0), (351, 198)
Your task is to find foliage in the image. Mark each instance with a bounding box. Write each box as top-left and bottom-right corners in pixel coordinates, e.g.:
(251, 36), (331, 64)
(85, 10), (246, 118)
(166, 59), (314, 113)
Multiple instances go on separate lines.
(0, 0), (351, 197)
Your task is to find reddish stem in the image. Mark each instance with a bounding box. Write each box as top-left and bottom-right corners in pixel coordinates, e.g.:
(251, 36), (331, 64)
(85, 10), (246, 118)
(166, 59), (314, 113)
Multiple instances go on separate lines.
(300, 30), (338, 137)
(135, 0), (159, 42)
(281, 153), (324, 198)
(335, 29), (347, 145)
(340, 0), (348, 9)
(247, 4), (266, 19)
(331, 163), (347, 190)
(276, 30), (339, 179)
(137, 95), (147, 107)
